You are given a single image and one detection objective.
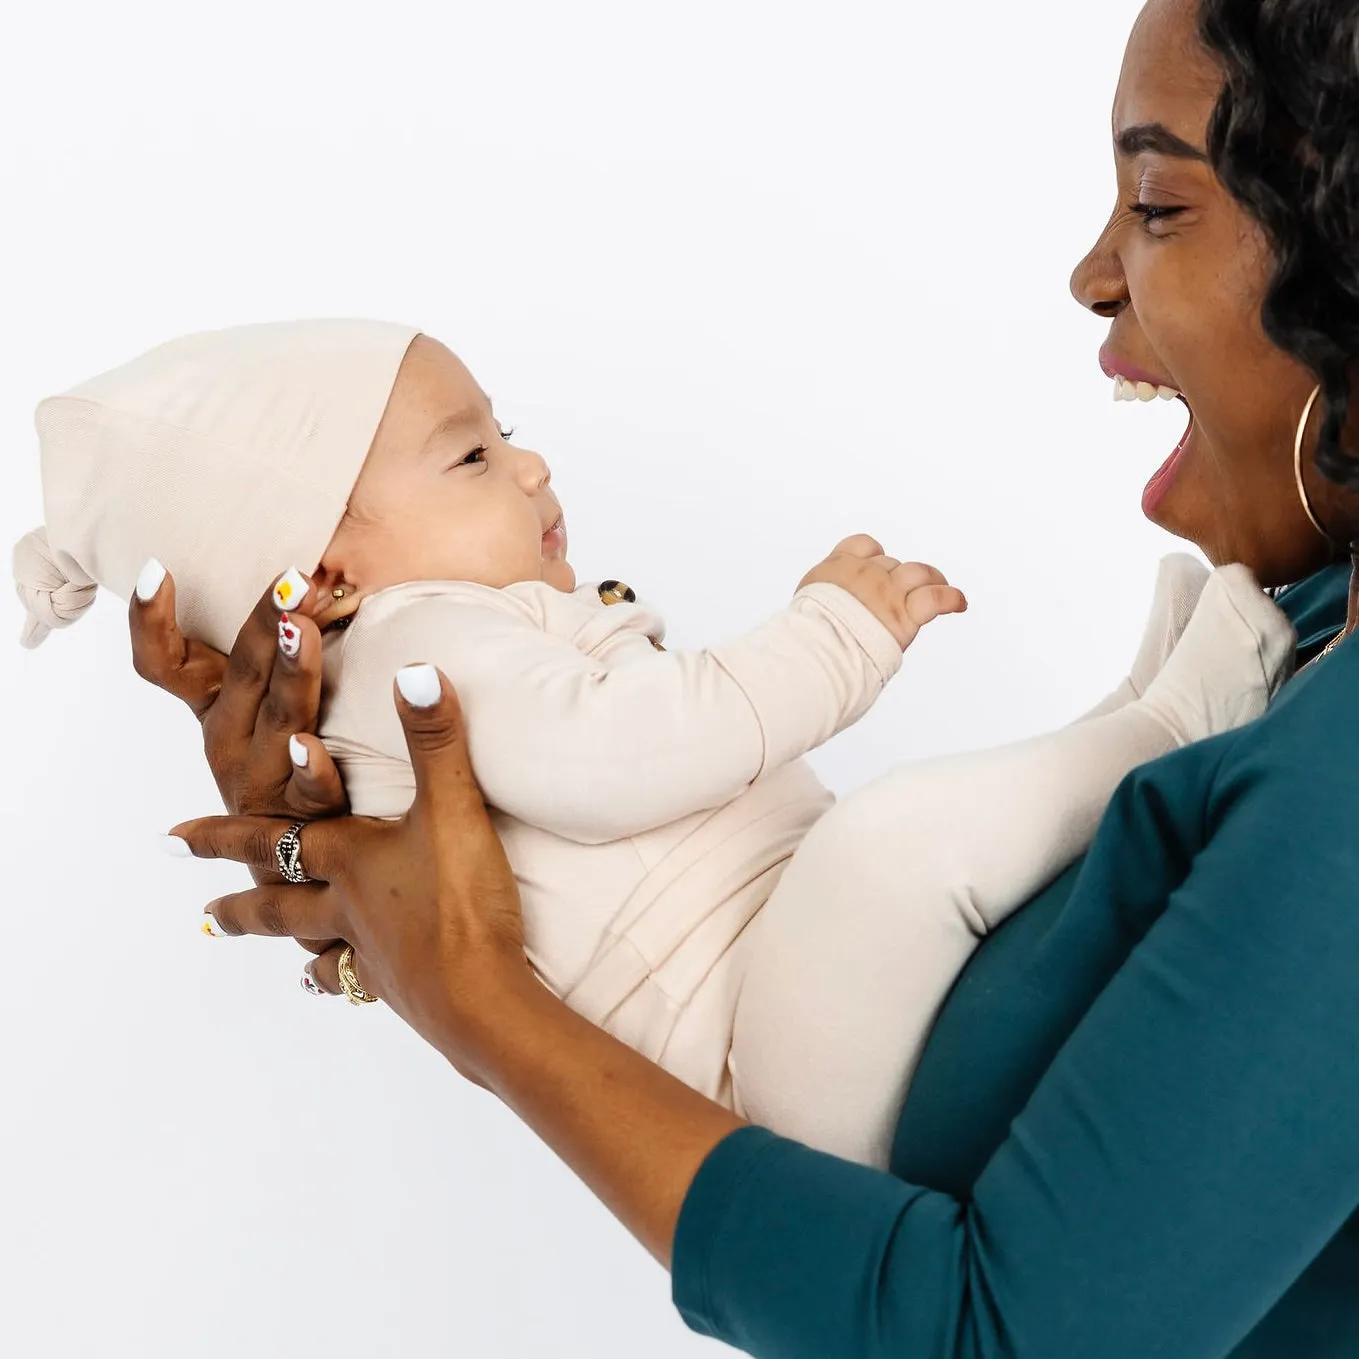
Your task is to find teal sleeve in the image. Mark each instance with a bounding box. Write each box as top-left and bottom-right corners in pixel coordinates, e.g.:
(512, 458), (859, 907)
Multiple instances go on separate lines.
(672, 714), (1359, 1355)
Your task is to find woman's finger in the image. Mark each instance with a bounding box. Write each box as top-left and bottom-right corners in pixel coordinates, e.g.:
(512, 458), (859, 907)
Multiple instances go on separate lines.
(169, 813), (350, 884)
(203, 881), (345, 942)
(205, 572), (318, 776)
(258, 605), (347, 818)
(254, 608), (341, 809)
(128, 567), (229, 720)
(301, 943), (352, 998)
(297, 935), (344, 961)
(284, 732), (350, 819)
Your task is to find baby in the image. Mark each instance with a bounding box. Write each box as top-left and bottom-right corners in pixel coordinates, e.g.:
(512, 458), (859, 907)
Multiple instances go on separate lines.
(14, 320), (1295, 1169)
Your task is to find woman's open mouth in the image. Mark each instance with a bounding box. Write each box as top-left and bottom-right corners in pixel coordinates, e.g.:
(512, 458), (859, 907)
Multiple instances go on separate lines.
(1114, 378), (1196, 516)
(1140, 401), (1195, 517)
(1102, 354), (1196, 517)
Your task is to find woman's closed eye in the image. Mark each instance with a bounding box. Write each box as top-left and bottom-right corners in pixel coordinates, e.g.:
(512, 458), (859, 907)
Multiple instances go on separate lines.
(1128, 200), (1187, 235)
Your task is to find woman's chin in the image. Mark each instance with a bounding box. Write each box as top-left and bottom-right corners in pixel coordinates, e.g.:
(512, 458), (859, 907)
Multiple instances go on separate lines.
(1140, 424), (1224, 560)
(1141, 467), (1225, 562)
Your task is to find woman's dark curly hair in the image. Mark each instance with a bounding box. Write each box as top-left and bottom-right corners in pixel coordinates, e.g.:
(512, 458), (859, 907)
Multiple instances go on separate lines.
(1198, 0), (1359, 489)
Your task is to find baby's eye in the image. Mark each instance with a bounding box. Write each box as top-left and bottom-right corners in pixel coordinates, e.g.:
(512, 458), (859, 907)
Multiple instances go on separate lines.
(457, 446), (487, 467)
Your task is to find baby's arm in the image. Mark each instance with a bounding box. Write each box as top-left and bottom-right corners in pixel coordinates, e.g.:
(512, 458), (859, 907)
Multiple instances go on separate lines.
(327, 574), (910, 842)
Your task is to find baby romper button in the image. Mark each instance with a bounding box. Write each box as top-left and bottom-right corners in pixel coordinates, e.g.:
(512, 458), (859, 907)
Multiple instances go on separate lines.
(598, 580), (637, 606)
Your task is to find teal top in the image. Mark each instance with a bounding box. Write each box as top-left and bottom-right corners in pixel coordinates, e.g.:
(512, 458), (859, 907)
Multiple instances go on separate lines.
(672, 564), (1359, 1358)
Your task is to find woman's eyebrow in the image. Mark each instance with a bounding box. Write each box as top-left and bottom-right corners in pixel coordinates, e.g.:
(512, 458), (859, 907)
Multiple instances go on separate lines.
(1116, 123), (1208, 161)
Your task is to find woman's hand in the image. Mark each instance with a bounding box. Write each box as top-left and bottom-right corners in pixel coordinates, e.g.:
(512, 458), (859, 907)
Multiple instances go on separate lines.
(166, 669), (745, 1263)
(167, 667), (531, 1078)
(129, 566), (346, 819)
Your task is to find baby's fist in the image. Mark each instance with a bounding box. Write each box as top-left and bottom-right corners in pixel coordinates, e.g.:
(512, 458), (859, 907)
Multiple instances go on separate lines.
(799, 534), (967, 650)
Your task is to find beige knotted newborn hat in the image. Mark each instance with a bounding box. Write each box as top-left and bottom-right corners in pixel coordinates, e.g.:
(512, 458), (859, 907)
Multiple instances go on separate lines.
(13, 320), (420, 654)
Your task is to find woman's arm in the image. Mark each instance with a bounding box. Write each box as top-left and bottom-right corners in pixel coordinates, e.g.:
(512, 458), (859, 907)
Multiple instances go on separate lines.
(174, 658), (1359, 1358)
(668, 736), (1359, 1358)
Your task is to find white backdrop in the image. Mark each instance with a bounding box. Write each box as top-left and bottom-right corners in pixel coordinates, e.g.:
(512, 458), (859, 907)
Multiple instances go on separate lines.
(0, 1), (1182, 1354)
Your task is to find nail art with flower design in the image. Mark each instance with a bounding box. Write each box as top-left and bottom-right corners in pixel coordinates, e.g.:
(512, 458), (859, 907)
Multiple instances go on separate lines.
(272, 566), (309, 612)
(301, 973), (323, 996)
(201, 913), (228, 939)
(278, 612), (302, 659)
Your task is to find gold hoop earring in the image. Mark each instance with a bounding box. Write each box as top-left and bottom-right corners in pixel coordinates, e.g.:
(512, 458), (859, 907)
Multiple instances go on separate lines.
(1294, 383), (1331, 543)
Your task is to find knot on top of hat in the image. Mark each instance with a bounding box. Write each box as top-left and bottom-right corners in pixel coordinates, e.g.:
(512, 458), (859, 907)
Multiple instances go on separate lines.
(13, 526), (98, 649)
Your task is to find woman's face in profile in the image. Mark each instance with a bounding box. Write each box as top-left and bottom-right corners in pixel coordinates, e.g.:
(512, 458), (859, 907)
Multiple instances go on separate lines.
(1070, 0), (1329, 586)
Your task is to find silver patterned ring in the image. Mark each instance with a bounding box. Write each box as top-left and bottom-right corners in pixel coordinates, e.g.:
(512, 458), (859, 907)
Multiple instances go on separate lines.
(275, 821), (312, 885)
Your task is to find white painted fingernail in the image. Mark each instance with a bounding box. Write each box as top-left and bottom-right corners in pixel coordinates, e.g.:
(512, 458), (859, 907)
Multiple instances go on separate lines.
(272, 567), (310, 612)
(396, 663), (441, 708)
(289, 734), (309, 768)
(301, 973), (323, 996)
(201, 913), (228, 939)
(157, 834), (194, 858)
(135, 558), (167, 602)
(278, 614), (302, 659)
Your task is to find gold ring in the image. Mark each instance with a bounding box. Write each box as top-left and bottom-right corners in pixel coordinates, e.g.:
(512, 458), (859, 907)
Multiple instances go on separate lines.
(337, 945), (378, 1005)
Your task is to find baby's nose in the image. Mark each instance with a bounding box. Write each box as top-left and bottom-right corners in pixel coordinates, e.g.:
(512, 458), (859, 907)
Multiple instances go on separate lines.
(517, 447), (551, 489)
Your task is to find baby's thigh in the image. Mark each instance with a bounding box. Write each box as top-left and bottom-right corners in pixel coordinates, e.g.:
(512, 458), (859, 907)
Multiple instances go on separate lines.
(739, 769), (985, 1011)
(729, 772), (984, 1162)
(758, 762), (988, 933)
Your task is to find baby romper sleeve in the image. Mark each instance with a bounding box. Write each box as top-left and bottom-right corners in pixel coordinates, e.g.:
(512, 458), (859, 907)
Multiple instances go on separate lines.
(323, 579), (902, 842)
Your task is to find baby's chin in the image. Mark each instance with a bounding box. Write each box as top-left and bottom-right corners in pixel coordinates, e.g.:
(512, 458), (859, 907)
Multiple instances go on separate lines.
(542, 558), (576, 593)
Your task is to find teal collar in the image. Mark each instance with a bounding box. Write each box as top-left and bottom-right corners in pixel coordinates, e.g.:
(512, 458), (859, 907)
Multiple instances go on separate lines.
(1273, 562), (1351, 665)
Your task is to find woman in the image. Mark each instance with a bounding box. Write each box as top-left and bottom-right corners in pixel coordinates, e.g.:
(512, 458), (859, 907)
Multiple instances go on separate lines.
(134, 0), (1359, 1352)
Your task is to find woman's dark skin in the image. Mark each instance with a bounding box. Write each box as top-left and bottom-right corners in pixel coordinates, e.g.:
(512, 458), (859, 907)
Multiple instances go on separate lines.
(136, 0), (1359, 1274)
(1069, 0), (1359, 580)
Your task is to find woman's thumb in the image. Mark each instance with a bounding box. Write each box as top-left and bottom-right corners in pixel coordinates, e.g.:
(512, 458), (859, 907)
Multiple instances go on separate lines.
(393, 664), (483, 813)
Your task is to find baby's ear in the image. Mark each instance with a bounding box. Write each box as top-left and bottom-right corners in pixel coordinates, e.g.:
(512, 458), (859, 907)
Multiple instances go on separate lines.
(307, 560), (362, 631)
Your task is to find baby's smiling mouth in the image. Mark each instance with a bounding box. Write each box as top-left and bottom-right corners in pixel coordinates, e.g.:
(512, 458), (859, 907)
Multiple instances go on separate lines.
(541, 515), (567, 553)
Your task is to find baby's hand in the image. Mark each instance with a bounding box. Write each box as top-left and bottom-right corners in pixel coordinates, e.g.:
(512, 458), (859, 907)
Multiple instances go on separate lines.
(799, 534), (967, 650)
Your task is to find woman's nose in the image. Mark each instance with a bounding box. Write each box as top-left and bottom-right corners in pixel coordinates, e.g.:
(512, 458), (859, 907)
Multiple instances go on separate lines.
(1070, 216), (1129, 320)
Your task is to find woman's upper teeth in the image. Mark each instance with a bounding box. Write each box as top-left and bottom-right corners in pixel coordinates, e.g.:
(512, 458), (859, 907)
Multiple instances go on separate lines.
(1113, 375), (1182, 403)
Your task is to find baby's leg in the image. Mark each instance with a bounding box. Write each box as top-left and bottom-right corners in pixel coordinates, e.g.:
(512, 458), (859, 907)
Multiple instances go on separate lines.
(729, 706), (1178, 1168)
(1075, 552), (1207, 721)
(730, 565), (1294, 1168)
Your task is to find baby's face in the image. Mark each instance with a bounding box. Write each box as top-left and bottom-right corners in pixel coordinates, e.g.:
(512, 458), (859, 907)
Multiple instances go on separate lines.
(324, 337), (573, 596)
